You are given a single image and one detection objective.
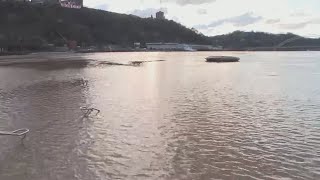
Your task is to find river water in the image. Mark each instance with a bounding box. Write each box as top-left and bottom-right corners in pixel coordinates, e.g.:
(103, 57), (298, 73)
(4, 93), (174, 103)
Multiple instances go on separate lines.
(0, 52), (319, 180)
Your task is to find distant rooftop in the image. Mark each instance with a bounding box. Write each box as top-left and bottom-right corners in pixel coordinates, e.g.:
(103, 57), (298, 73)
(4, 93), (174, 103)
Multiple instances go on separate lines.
(23, 0), (83, 9)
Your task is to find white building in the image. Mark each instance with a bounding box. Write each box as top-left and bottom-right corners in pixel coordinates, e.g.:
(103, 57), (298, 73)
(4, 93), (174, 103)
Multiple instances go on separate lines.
(146, 43), (191, 51)
(146, 43), (220, 51)
(189, 44), (222, 51)
(134, 42), (141, 49)
(30, 0), (82, 8)
(60, 0), (82, 9)
(1, 0), (27, 2)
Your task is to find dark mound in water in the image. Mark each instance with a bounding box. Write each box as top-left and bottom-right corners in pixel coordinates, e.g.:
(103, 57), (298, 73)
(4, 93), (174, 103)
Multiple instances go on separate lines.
(129, 60), (165, 66)
(206, 56), (240, 63)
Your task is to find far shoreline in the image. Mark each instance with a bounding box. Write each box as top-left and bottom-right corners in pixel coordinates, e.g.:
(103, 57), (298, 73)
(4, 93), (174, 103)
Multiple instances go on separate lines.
(1, 48), (320, 57)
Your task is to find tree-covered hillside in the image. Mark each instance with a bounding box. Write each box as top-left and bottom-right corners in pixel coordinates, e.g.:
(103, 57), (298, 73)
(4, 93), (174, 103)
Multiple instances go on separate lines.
(0, 2), (209, 50)
(1, 2), (320, 52)
(210, 31), (320, 49)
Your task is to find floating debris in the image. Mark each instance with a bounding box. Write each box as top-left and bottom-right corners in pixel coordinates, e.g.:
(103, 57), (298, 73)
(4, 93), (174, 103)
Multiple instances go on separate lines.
(79, 79), (89, 87)
(0, 128), (30, 141)
(80, 107), (101, 117)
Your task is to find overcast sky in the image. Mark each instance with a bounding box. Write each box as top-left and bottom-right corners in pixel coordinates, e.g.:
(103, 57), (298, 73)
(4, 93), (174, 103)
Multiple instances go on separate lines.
(85, 0), (320, 38)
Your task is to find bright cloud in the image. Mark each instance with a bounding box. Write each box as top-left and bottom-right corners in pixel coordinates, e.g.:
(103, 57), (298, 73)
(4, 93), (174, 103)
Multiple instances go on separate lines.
(84, 0), (320, 37)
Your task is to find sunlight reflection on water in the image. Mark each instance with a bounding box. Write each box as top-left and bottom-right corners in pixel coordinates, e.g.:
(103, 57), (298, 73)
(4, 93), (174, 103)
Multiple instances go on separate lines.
(0, 52), (319, 180)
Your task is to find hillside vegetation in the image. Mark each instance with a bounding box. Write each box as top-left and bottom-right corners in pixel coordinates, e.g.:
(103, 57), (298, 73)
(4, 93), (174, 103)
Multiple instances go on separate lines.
(0, 2), (320, 51)
(210, 31), (320, 49)
(0, 2), (209, 50)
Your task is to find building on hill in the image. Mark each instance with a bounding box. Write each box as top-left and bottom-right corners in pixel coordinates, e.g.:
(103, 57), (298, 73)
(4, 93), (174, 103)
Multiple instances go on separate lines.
(146, 43), (221, 51)
(156, 11), (165, 20)
(60, 0), (82, 9)
(29, 0), (82, 8)
(1, 0), (28, 2)
(146, 43), (192, 51)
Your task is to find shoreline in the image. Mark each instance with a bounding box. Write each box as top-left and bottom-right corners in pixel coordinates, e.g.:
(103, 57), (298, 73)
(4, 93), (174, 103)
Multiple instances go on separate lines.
(1, 48), (320, 57)
(0, 52), (166, 69)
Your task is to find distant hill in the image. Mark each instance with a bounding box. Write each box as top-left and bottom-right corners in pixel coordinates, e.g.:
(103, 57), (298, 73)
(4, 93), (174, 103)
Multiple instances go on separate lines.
(0, 2), (209, 51)
(1, 2), (320, 52)
(210, 31), (320, 49)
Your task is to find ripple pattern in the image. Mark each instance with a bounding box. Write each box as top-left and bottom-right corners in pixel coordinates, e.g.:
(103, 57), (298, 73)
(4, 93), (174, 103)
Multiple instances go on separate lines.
(0, 52), (320, 180)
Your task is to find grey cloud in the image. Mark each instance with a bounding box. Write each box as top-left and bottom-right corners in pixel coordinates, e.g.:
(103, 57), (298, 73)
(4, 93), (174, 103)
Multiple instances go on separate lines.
(278, 22), (308, 29)
(311, 18), (320, 24)
(197, 9), (207, 15)
(225, 13), (263, 26)
(291, 12), (309, 17)
(278, 18), (320, 30)
(130, 8), (168, 18)
(195, 12), (262, 29)
(163, 0), (216, 6)
(194, 24), (209, 30)
(265, 19), (280, 24)
(306, 33), (320, 38)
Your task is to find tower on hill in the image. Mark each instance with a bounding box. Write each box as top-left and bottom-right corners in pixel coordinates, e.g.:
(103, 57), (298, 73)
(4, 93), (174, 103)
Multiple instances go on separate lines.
(156, 11), (165, 20)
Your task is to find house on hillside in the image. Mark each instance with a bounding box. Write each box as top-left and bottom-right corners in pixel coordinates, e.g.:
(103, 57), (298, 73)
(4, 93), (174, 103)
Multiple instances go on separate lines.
(0, 0), (28, 2)
(60, 0), (82, 9)
(29, 0), (82, 8)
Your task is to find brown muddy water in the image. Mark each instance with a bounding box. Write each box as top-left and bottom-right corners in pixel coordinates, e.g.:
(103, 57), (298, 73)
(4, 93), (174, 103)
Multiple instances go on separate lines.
(0, 52), (320, 180)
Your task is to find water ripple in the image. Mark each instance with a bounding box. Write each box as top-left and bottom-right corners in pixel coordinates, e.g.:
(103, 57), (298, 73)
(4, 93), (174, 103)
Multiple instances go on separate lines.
(1, 52), (320, 180)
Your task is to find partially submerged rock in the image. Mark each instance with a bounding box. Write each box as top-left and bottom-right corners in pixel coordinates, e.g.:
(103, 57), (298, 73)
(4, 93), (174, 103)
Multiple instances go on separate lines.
(206, 56), (240, 63)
